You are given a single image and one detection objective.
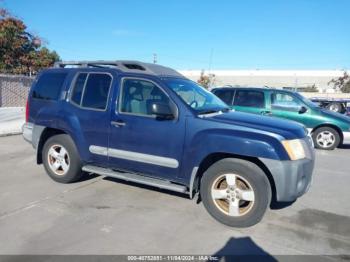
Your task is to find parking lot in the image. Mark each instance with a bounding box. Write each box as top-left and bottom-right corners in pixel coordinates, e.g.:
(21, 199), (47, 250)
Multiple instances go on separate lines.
(0, 134), (349, 256)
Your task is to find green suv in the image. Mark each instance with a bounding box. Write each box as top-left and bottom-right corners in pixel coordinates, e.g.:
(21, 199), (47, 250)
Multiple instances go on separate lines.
(212, 87), (350, 150)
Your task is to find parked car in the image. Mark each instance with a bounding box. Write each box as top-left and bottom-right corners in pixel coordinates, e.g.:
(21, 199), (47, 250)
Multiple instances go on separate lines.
(23, 61), (314, 227)
(212, 87), (350, 150)
(310, 97), (350, 115)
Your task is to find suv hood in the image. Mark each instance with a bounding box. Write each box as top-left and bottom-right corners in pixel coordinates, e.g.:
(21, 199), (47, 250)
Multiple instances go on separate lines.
(207, 111), (307, 140)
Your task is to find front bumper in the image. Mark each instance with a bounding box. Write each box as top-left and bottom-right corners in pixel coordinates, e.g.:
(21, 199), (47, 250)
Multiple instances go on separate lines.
(259, 151), (315, 202)
(343, 131), (350, 144)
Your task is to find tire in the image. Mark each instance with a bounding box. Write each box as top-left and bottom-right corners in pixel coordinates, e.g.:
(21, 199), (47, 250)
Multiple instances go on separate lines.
(326, 102), (344, 113)
(42, 134), (83, 183)
(312, 127), (340, 150)
(200, 158), (271, 228)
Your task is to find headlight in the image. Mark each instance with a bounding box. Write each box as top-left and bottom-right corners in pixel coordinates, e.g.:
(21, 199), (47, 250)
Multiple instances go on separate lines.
(282, 139), (306, 160)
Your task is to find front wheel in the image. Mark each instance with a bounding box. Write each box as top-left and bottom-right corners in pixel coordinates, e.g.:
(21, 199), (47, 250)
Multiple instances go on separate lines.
(200, 158), (271, 227)
(312, 127), (340, 150)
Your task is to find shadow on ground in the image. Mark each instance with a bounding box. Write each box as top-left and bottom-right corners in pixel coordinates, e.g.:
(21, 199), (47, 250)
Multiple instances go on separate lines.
(103, 176), (189, 199)
(270, 199), (295, 210)
(103, 175), (297, 210)
(338, 144), (350, 149)
(212, 237), (277, 262)
(80, 172), (99, 182)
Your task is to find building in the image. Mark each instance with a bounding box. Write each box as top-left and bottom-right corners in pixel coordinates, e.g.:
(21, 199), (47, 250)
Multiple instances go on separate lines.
(179, 70), (347, 93)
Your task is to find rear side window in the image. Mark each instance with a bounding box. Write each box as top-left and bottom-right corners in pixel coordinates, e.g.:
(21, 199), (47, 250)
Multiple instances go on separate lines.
(214, 90), (234, 105)
(71, 73), (87, 105)
(70, 73), (112, 110)
(32, 72), (68, 100)
(233, 90), (265, 108)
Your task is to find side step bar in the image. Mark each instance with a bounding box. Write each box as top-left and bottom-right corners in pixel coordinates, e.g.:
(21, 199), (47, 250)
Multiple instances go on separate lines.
(82, 165), (188, 194)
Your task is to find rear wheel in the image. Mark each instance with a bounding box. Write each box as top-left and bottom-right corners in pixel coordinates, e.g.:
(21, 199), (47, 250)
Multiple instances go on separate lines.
(42, 134), (83, 183)
(200, 158), (271, 227)
(312, 127), (340, 150)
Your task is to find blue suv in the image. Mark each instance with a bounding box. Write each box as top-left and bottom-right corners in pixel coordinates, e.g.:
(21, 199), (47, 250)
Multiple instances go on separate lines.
(23, 61), (315, 227)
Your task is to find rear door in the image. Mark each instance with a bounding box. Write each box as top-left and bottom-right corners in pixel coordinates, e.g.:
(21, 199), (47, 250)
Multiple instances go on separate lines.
(232, 89), (268, 115)
(63, 71), (114, 166)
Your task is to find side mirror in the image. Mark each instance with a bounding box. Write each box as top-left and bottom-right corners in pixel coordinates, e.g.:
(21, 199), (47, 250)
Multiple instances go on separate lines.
(150, 102), (174, 119)
(299, 106), (308, 114)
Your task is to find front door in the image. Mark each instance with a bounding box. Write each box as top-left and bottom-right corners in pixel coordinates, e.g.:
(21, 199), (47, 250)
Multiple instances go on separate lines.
(270, 91), (310, 126)
(108, 77), (186, 180)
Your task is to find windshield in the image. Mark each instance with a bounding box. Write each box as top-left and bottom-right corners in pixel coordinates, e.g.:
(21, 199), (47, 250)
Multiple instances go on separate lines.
(164, 78), (229, 113)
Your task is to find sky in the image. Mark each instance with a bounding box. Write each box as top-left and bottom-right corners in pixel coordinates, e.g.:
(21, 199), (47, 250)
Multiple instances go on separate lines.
(3, 0), (350, 70)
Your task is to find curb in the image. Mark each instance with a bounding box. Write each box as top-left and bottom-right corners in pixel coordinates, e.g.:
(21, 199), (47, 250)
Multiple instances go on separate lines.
(0, 131), (23, 137)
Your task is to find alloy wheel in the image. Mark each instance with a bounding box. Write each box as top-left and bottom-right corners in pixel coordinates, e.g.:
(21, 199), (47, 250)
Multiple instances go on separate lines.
(47, 144), (70, 176)
(316, 131), (335, 148)
(211, 173), (255, 217)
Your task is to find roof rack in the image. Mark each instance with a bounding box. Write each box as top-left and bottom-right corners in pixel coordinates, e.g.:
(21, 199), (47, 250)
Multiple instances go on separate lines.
(54, 60), (121, 68)
(53, 60), (184, 78)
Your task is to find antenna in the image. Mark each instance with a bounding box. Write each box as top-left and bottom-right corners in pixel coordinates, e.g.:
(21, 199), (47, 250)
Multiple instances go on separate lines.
(208, 48), (214, 73)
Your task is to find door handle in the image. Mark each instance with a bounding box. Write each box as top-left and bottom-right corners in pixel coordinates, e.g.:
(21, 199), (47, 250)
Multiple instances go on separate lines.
(111, 120), (126, 127)
(261, 111), (272, 116)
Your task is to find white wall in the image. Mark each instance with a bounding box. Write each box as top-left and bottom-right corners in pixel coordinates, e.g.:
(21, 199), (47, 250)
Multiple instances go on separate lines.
(179, 70), (347, 92)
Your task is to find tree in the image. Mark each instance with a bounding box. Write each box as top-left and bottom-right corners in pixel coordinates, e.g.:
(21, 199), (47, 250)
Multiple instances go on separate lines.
(0, 7), (59, 75)
(328, 71), (350, 93)
(343, 82), (350, 93)
(303, 84), (318, 92)
(197, 70), (215, 89)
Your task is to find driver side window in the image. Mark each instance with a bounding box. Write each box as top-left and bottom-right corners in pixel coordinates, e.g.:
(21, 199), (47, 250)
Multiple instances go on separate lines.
(271, 92), (302, 108)
(119, 78), (170, 116)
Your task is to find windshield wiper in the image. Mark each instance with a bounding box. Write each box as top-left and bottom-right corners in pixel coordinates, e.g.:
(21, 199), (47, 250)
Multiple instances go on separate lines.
(198, 107), (230, 115)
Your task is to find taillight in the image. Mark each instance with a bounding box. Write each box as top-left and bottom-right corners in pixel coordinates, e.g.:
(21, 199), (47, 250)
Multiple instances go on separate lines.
(25, 99), (29, 123)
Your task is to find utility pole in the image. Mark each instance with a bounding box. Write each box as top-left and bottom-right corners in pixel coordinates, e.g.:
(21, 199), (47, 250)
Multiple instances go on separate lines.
(153, 53), (157, 64)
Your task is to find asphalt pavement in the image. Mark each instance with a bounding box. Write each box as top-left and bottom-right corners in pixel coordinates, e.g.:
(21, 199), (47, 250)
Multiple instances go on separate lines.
(0, 135), (349, 256)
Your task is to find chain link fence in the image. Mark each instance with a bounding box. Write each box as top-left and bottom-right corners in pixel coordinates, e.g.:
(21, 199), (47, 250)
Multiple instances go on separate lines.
(0, 74), (34, 107)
